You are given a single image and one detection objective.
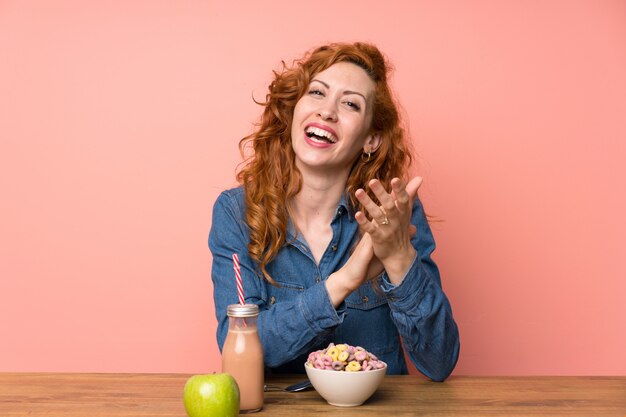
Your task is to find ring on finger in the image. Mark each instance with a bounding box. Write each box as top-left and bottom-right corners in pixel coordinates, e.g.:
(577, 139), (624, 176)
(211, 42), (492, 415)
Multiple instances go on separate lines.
(377, 206), (391, 225)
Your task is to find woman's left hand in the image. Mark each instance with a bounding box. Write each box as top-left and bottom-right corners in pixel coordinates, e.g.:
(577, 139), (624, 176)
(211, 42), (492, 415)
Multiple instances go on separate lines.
(354, 176), (422, 284)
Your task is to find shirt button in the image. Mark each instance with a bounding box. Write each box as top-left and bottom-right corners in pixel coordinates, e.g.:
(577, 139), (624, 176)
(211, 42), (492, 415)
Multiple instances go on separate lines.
(362, 296), (369, 303)
(331, 244), (338, 251)
(315, 276), (321, 283)
(269, 296), (276, 305)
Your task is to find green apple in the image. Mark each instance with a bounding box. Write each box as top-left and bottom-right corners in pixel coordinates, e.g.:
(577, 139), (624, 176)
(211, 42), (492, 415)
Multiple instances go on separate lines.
(183, 373), (240, 417)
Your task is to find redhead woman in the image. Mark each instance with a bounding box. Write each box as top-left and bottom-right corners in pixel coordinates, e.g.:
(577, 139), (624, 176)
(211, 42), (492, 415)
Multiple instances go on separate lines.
(209, 42), (459, 381)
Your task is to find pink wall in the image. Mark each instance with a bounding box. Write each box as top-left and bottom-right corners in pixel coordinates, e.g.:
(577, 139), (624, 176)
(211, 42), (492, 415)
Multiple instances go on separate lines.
(1, 1), (625, 375)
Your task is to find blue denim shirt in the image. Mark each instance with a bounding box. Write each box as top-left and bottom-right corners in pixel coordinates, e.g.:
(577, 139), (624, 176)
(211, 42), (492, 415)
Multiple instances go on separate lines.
(209, 186), (459, 381)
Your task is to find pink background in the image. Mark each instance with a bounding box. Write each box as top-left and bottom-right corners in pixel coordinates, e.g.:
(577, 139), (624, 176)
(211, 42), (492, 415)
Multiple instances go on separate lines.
(1, 1), (625, 375)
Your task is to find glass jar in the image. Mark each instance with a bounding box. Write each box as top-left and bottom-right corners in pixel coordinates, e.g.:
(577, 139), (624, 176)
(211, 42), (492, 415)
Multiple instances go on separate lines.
(221, 304), (264, 413)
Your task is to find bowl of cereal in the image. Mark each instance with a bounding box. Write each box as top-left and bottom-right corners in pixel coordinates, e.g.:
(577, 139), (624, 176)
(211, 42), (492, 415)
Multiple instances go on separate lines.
(304, 343), (387, 407)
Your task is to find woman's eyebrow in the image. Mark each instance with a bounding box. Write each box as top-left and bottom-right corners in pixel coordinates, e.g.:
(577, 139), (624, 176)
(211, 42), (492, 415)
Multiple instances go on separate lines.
(310, 79), (366, 101)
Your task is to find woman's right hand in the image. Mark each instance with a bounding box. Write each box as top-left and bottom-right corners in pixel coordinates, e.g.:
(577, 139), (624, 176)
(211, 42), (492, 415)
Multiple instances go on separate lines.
(325, 233), (375, 308)
(325, 211), (418, 308)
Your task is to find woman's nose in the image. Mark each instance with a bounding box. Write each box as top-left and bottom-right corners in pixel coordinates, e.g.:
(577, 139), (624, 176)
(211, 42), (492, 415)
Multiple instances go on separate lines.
(318, 105), (337, 121)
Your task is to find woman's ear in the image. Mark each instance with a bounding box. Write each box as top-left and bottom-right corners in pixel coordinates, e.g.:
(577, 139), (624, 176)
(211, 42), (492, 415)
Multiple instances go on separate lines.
(364, 133), (382, 153)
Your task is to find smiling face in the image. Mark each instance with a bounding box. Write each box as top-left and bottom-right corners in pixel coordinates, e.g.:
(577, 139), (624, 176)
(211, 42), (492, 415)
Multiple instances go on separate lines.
(290, 62), (380, 177)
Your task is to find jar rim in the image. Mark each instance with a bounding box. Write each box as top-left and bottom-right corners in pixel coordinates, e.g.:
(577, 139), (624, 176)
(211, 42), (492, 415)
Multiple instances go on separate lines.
(227, 304), (259, 317)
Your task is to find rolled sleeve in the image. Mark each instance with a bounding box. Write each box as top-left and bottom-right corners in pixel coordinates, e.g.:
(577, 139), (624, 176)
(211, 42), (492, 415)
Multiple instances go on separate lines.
(376, 197), (460, 382)
(298, 282), (346, 332)
(379, 252), (425, 304)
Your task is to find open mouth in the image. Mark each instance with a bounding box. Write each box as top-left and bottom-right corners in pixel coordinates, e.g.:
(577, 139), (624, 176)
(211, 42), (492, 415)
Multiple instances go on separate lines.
(305, 126), (337, 144)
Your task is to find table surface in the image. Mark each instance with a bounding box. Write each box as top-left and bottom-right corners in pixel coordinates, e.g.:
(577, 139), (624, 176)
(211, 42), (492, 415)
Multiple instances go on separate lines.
(1, 373), (625, 416)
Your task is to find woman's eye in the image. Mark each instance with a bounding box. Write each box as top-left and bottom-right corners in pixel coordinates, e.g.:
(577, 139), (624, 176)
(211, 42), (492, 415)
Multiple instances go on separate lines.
(345, 101), (361, 111)
(308, 89), (324, 96)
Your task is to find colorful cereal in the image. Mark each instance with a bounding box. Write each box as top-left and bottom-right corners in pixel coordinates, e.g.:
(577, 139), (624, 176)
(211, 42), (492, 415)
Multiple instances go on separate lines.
(306, 343), (387, 372)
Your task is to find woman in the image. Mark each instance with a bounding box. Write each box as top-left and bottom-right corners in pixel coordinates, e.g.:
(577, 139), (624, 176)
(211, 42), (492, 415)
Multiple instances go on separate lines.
(209, 42), (459, 381)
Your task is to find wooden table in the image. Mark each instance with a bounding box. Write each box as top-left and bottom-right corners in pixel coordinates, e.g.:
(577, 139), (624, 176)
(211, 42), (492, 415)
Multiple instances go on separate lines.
(1, 373), (624, 416)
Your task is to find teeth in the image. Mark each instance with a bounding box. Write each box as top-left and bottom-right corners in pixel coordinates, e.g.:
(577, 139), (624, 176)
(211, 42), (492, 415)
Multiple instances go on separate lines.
(305, 126), (337, 143)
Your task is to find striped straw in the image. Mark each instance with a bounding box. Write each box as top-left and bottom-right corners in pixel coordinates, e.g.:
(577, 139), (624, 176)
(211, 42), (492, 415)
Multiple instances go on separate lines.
(232, 253), (245, 305)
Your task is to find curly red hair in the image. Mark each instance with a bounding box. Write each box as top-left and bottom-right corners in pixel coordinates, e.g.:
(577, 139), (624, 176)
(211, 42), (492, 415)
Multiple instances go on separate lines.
(236, 42), (413, 285)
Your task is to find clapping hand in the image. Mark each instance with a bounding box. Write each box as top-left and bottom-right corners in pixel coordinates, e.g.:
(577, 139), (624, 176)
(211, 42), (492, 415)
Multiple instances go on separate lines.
(355, 176), (422, 283)
(326, 176), (423, 306)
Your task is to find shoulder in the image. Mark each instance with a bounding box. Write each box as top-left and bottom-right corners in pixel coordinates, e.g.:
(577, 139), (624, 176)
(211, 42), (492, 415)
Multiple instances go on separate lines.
(212, 186), (247, 219)
(214, 185), (245, 207)
(210, 186), (251, 243)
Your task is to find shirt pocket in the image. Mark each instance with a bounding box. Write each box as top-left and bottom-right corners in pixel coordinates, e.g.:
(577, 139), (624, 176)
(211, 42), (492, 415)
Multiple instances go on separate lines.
(266, 280), (305, 305)
(345, 280), (387, 310)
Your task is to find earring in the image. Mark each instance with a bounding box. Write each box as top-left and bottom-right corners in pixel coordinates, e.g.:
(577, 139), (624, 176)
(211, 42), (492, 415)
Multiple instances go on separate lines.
(361, 150), (371, 162)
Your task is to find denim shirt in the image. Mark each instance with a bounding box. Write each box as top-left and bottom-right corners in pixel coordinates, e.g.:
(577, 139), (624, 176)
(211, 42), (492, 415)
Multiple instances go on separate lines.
(209, 186), (460, 381)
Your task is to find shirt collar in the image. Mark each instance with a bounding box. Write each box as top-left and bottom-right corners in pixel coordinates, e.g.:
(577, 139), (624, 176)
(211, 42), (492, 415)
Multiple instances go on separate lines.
(332, 191), (354, 222)
(286, 191), (355, 243)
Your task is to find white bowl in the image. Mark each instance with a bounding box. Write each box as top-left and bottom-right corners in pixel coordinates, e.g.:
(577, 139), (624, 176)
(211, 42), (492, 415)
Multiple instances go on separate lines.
(304, 362), (387, 407)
